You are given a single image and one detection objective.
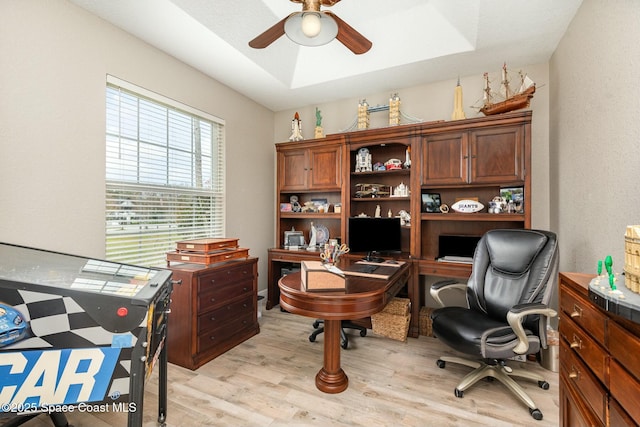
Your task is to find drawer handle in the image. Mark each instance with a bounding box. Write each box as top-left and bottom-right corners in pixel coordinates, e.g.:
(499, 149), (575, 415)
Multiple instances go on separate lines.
(210, 297), (216, 302)
(210, 336), (215, 341)
(210, 316), (216, 321)
(569, 365), (580, 380)
(570, 334), (582, 349)
(243, 287), (248, 292)
(570, 304), (583, 318)
(210, 279), (216, 284)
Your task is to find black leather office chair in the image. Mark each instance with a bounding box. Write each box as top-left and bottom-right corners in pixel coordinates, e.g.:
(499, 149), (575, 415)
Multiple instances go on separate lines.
(309, 320), (367, 349)
(430, 229), (558, 421)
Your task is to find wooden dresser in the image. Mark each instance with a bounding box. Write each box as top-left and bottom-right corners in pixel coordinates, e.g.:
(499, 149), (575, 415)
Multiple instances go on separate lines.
(167, 258), (259, 370)
(559, 272), (640, 426)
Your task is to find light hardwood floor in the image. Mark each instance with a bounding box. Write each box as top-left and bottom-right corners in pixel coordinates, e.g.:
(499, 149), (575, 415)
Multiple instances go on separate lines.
(12, 307), (559, 427)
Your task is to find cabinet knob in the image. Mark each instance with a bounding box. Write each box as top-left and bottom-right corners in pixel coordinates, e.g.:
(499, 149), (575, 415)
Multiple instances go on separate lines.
(210, 316), (216, 321)
(210, 297), (216, 302)
(210, 336), (215, 341)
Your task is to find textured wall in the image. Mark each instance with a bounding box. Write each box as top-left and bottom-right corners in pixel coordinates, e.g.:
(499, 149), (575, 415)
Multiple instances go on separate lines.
(550, 0), (640, 273)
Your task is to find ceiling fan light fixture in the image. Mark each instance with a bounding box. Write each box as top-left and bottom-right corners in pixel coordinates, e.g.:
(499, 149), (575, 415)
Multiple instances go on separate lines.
(301, 12), (322, 38)
(284, 12), (338, 47)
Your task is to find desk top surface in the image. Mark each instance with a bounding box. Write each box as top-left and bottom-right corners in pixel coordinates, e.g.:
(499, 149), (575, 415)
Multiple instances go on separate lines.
(278, 260), (410, 320)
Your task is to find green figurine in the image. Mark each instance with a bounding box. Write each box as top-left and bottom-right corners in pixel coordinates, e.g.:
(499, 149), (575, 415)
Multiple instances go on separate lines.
(605, 255), (613, 275)
(597, 260), (602, 275)
(315, 107), (322, 127)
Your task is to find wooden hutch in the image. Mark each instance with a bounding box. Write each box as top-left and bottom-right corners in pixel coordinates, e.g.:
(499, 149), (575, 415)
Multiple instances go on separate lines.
(268, 110), (532, 337)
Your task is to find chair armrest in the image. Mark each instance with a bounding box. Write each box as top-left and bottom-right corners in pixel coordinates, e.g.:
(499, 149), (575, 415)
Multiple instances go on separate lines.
(430, 279), (466, 307)
(506, 303), (558, 354)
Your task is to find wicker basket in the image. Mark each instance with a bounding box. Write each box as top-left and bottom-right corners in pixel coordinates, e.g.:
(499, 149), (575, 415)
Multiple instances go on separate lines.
(371, 297), (411, 342)
(419, 306), (434, 337)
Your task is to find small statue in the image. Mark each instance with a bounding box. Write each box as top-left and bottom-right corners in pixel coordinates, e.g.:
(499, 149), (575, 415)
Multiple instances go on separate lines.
(314, 107), (324, 138)
(375, 204), (381, 218)
(289, 112), (303, 141)
(307, 222), (317, 250)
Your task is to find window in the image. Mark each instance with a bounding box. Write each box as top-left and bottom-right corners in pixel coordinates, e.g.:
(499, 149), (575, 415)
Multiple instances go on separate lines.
(106, 76), (225, 267)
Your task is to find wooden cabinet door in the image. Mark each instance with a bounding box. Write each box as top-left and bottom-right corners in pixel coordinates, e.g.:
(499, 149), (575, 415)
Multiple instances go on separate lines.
(308, 145), (341, 190)
(421, 131), (468, 185)
(279, 148), (308, 191)
(469, 125), (524, 183)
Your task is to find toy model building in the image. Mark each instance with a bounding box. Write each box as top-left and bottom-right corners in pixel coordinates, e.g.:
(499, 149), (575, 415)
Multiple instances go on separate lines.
(355, 147), (372, 172)
(0, 243), (173, 427)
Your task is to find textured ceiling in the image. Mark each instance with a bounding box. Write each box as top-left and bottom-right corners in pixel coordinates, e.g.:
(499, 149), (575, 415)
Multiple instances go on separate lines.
(69, 0), (583, 111)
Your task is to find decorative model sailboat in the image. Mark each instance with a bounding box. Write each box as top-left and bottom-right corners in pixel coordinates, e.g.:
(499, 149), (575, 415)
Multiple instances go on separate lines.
(479, 63), (535, 116)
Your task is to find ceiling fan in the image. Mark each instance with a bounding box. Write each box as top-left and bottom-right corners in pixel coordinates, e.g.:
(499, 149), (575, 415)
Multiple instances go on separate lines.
(248, 0), (372, 54)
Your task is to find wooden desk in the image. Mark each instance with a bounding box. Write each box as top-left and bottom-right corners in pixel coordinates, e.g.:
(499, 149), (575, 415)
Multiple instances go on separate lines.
(278, 261), (410, 393)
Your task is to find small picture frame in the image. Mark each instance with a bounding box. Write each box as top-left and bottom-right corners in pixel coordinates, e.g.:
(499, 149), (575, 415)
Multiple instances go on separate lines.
(422, 193), (441, 213)
(284, 231), (305, 248)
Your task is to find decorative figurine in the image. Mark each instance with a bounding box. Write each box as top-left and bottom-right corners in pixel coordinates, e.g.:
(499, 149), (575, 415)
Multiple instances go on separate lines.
(290, 195), (302, 212)
(451, 77), (466, 120)
(404, 146), (411, 169)
(389, 93), (401, 126)
(307, 222), (317, 250)
(314, 107), (324, 139)
(355, 147), (372, 172)
(289, 112), (303, 141)
(375, 204), (381, 218)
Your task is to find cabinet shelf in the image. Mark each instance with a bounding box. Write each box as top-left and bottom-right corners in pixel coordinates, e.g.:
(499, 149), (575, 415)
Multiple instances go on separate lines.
(280, 212), (341, 219)
(351, 169), (410, 177)
(352, 197), (410, 202)
(421, 213), (526, 222)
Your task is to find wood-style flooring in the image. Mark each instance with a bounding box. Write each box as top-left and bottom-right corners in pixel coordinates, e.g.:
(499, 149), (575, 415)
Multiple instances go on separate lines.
(9, 307), (559, 427)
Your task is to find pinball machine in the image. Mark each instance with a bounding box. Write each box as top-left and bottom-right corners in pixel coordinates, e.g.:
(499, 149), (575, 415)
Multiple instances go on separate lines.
(0, 242), (173, 427)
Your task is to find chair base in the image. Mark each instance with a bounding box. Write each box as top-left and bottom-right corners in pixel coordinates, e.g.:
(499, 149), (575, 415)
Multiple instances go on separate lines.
(437, 356), (549, 421)
(309, 320), (367, 349)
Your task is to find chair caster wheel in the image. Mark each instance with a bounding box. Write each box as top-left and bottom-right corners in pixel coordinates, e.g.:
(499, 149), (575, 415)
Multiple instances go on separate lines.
(436, 359), (446, 369)
(538, 380), (550, 390)
(529, 408), (543, 420)
(360, 330), (367, 337)
(341, 340), (348, 349)
(309, 335), (316, 342)
(454, 388), (464, 398)
(312, 320), (320, 328)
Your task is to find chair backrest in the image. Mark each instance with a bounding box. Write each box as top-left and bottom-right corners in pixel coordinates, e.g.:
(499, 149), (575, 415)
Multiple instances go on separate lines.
(466, 229), (559, 337)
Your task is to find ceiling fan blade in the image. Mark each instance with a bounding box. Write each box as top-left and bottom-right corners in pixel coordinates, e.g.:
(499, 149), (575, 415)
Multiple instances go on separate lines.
(325, 11), (372, 55)
(248, 15), (291, 49)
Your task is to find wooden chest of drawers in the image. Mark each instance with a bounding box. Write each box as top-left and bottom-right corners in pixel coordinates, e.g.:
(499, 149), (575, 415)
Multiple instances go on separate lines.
(167, 258), (259, 370)
(559, 272), (639, 426)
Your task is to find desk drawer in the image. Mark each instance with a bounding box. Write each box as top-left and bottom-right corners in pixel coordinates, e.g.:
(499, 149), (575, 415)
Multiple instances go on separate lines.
(610, 359), (640, 422)
(197, 311), (254, 353)
(559, 316), (608, 383)
(560, 286), (607, 346)
(198, 262), (256, 293)
(609, 321), (640, 382)
(197, 294), (254, 335)
(198, 278), (253, 313)
(560, 339), (607, 425)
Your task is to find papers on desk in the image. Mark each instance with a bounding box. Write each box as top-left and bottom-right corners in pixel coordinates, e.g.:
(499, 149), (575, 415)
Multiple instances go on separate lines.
(342, 262), (398, 280)
(437, 256), (473, 264)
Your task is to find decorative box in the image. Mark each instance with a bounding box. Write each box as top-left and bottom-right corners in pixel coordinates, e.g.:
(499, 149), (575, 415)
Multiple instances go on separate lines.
(301, 260), (345, 292)
(167, 237), (248, 266)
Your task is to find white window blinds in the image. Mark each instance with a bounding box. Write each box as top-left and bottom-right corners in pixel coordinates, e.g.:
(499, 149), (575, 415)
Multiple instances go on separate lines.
(106, 77), (225, 267)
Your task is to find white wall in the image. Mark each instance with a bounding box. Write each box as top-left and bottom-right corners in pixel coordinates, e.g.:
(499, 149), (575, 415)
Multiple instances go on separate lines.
(0, 0), (275, 288)
(274, 63), (552, 231)
(550, 0), (640, 273)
